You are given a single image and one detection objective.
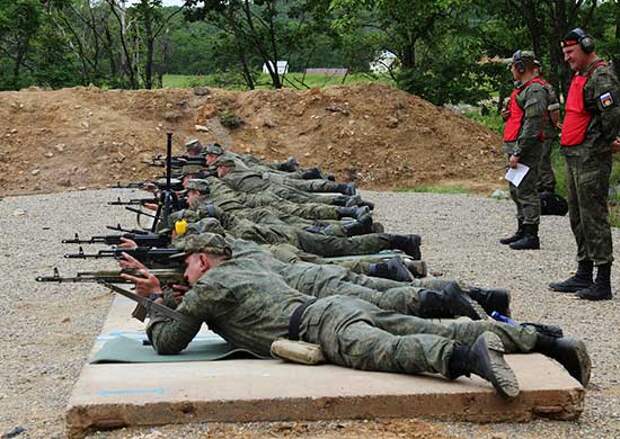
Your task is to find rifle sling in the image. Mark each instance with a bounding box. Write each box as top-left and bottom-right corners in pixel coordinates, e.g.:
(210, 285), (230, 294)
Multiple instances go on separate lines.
(99, 281), (199, 327)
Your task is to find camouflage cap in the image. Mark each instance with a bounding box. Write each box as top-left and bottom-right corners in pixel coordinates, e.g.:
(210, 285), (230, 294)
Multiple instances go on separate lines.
(186, 178), (210, 194)
(206, 143), (224, 156)
(213, 153), (236, 167)
(185, 217), (226, 236)
(182, 164), (205, 175)
(185, 138), (203, 150)
(172, 232), (232, 258)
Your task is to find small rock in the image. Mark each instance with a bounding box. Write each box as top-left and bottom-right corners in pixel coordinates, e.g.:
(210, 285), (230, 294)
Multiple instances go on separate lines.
(195, 124), (210, 132)
(386, 116), (399, 128)
(80, 121), (89, 129)
(59, 179), (71, 187)
(10, 128), (17, 134)
(31, 169), (40, 176)
(54, 144), (65, 152)
(12, 209), (26, 216)
(193, 87), (210, 96)
(74, 105), (81, 109)
(44, 152), (54, 158)
(491, 189), (510, 200)
(78, 186), (87, 191)
(61, 317), (70, 323)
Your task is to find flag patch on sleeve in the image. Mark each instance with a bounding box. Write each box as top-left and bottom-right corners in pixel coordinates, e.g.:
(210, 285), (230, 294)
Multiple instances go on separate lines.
(600, 92), (614, 108)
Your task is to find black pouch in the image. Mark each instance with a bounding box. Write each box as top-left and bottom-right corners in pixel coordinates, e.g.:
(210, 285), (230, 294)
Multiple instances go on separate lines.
(540, 191), (568, 216)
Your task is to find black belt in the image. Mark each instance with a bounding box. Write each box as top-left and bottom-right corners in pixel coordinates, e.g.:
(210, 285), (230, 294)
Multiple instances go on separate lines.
(288, 298), (317, 341)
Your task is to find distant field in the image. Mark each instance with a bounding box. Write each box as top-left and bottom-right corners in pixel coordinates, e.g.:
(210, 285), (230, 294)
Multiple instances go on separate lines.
(163, 72), (395, 90)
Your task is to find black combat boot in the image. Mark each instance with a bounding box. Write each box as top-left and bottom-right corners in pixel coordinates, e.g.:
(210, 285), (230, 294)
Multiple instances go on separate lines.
(534, 334), (591, 386)
(448, 333), (520, 399)
(368, 257), (413, 282)
(342, 214), (373, 236)
(336, 206), (370, 220)
(300, 167), (322, 180)
(335, 182), (356, 196)
(371, 222), (385, 233)
(466, 287), (511, 316)
(548, 260), (594, 293)
(402, 259), (427, 278)
(577, 263), (612, 301)
(285, 156), (299, 171)
(509, 223), (540, 250)
(499, 220), (524, 245)
(388, 234), (422, 260)
(418, 282), (487, 320)
(344, 194), (363, 207)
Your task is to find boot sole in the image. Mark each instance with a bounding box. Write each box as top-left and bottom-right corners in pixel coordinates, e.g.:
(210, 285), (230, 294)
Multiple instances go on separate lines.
(476, 332), (520, 399)
(548, 283), (592, 293)
(556, 338), (592, 387)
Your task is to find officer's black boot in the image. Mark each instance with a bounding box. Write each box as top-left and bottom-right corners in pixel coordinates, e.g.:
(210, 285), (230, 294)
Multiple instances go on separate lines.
(343, 194), (363, 207)
(499, 220), (524, 245)
(368, 257), (413, 282)
(418, 282), (486, 320)
(448, 333), (520, 399)
(466, 287), (511, 316)
(388, 234), (422, 260)
(509, 223), (540, 250)
(548, 260), (594, 293)
(577, 263), (612, 301)
(534, 334), (591, 386)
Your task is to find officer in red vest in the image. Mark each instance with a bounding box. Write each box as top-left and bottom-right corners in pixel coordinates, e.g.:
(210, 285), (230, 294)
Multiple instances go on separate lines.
(500, 50), (548, 250)
(549, 28), (620, 301)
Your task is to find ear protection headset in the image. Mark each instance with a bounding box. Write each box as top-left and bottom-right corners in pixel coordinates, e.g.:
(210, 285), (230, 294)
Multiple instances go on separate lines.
(512, 50), (525, 73)
(561, 28), (595, 53)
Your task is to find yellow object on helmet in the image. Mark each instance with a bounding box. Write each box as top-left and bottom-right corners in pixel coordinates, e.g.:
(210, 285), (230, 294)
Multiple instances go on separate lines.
(175, 219), (188, 237)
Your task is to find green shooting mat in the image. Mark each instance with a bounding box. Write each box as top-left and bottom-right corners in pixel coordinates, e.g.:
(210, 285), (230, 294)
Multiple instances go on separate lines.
(91, 335), (267, 364)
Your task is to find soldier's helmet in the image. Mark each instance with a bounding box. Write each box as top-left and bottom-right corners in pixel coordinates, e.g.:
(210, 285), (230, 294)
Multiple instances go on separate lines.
(185, 138), (203, 151)
(213, 153), (237, 168)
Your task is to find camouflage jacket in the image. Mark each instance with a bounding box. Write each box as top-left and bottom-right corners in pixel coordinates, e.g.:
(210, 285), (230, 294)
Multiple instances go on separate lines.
(561, 60), (620, 157)
(502, 79), (547, 157)
(147, 256), (312, 356)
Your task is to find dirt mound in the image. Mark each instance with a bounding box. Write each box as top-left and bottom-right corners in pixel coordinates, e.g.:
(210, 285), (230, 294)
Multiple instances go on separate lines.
(0, 84), (503, 197)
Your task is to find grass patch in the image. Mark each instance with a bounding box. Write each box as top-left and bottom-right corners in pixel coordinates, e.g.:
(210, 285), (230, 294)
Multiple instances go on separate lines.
(395, 184), (471, 194)
(463, 110), (504, 135)
(163, 72), (395, 90)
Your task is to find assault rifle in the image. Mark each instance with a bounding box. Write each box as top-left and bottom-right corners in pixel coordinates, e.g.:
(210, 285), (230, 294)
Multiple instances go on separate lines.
(63, 246), (182, 267)
(108, 197), (159, 207)
(36, 267), (184, 284)
(62, 231), (170, 248)
(113, 178), (184, 192)
(145, 155), (206, 169)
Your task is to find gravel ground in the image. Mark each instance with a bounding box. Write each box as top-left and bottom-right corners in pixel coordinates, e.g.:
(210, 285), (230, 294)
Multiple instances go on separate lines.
(0, 189), (618, 439)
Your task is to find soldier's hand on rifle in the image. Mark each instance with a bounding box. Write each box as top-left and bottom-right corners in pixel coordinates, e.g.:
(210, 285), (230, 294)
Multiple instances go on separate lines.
(120, 268), (162, 297)
(118, 237), (138, 250)
(144, 203), (159, 211)
(612, 137), (620, 153)
(119, 251), (147, 270)
(171, 284), (190, 303)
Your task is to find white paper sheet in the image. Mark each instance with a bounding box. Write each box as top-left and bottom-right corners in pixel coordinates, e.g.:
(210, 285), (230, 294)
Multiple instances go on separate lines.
(505, 163), (530, 187)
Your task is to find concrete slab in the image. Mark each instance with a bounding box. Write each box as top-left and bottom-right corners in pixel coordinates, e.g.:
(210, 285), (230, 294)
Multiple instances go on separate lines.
(66, 296), (585, 437)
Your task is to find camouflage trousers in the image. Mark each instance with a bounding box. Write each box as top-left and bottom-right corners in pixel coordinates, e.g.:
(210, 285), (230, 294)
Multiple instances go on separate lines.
(295, 231), (394, 257)
(537, 139), (556, 193)
(241, 208), (345, 236)
(508, 148), (542, 225)
(281, 262), (429, 316)
(565, 152), (614, 265)
(267, 185), (342, 206)
(264, 173), (343, 193)
(299, 296), (537, 377)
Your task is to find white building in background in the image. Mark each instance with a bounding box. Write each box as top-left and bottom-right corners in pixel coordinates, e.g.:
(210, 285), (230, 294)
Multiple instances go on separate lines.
(262, 61), (289, 75)
(370, 50), (398, 73)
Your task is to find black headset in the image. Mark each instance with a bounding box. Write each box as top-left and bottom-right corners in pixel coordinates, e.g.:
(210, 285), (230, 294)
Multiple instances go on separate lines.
(512, 50), (526, 73)
(562, 28), (595, 53)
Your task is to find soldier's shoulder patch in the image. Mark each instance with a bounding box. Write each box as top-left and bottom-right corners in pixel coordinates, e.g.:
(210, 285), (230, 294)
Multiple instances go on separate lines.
(599, 92), (614, 109)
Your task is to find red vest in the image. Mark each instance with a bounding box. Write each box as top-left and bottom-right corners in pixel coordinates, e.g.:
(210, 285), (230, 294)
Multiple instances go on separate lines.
(560, 60), (607, 147)
(503, 77), (546, 142)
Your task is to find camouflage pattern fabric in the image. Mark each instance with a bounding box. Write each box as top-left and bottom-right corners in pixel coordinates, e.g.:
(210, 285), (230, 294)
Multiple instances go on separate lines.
(561, 61), (620, 265)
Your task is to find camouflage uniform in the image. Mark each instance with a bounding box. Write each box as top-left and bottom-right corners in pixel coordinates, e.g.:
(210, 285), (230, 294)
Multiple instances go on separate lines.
(147, 253), (537, 378)
(538, 80), (560, 193)
(502, 79), (547, 225)
(561, 60), (620, 266)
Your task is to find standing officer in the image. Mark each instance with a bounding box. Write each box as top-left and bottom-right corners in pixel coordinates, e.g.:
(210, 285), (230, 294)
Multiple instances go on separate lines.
(500, 50), (547, 250)
(549, 28), (620, 301)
